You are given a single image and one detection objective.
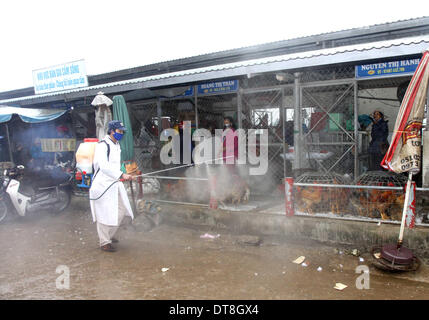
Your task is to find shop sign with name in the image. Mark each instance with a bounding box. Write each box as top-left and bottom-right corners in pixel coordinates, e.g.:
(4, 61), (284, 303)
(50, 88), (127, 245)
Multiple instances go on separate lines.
(32, 60), (88, 94)
(197, 80), (238, 95)
(355, 58), (420, 79)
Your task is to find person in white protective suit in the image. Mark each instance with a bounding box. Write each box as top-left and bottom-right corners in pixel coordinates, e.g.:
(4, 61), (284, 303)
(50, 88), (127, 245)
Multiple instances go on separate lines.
(89, 120), (134, 252)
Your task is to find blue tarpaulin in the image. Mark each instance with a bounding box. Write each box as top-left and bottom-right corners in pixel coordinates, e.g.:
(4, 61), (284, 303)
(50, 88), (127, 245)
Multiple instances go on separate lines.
(0, 106), (67, 123)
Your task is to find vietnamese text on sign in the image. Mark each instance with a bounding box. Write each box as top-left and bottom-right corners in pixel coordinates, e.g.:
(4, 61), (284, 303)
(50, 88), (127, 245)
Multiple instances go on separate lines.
(197, 80), (238, 95)
(32, 60), (89, 94)
(355, 59), (420, 79)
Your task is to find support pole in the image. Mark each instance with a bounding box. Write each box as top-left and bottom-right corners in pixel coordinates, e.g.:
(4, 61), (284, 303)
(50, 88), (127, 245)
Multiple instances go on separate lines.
(194, 85), (199, 129)
(293, 72), (302, 171)
(157, 99), (162, 136)
(282, 88), (287, 179)
(354, 81), (359, 180)
(398, 171), (413, 248)
(285, 177), (294, 216)
(5, 124), (13, 164)
(237, 85), (242, 129)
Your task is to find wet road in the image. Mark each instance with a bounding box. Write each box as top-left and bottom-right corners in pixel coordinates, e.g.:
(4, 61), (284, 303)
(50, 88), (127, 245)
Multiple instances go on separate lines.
(1, 198), (429, 300)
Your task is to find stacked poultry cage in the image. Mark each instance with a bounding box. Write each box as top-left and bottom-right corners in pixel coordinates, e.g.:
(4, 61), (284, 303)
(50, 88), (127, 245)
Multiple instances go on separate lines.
(294, 172), (351, 215)
(349, 171), (408, 221)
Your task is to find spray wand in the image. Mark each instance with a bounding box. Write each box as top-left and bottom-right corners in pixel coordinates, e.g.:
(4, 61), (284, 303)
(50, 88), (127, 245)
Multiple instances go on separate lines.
(89, 155), (235, 201)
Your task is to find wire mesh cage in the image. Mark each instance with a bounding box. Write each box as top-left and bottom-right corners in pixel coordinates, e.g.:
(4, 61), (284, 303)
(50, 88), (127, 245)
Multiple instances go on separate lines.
(356, 171), (408, 186)
(349, 171), (408, 221)
(300, 82), (356, 177)
(241, 87), (289, 194)
(294, 172), (351, 215)
(300, 65), (355, 83)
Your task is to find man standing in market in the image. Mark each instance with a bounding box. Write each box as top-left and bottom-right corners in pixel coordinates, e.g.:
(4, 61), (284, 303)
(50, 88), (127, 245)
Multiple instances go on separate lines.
(89, 120), (134, 252)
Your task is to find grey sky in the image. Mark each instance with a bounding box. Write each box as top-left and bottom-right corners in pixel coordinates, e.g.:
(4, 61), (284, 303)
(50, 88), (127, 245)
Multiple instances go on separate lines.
(0, 0), (427, 92)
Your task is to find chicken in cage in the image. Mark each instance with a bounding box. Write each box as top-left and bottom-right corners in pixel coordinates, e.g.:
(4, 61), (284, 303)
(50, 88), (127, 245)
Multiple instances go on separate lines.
(349, 171), (408, 221)
(294, 172), (350, 215)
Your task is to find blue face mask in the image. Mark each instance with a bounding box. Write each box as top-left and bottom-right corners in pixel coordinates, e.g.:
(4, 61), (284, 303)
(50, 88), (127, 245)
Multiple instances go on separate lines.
(113, 132), (124, 141)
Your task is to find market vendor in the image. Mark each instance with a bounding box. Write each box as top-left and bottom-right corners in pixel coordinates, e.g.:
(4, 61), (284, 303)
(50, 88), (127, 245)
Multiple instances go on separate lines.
(28, 137), (53, 169)
(368, 110), (389, 171)
(54, 125), (74, 164)
(222, 116), (239, 164)
(12, 143), (30, 166)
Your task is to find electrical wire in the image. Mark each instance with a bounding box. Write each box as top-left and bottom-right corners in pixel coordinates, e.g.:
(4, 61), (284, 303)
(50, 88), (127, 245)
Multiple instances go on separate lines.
(361, 89), (400, 108)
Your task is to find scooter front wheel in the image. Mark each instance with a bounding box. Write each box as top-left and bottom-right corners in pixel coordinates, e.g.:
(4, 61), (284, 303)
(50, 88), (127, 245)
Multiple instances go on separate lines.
(0, 200), (8, 223)
(52, 189), (71, 213)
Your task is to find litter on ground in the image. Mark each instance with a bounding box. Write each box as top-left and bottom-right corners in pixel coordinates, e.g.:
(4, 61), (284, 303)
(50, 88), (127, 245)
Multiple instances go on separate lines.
(334, 283), (348, 291)
(345, 249), (360, 256)
(200, 233), (220, 239)
(293, 256), (306, 264)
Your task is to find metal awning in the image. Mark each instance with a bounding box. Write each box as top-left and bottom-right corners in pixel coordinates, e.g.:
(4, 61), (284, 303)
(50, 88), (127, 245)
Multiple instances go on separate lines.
(2, 35), (429, 106)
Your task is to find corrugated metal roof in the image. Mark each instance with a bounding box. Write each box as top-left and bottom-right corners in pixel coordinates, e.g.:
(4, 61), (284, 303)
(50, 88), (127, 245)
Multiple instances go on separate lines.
(2, 35), (429, 106)
(90, 16), (429, 78)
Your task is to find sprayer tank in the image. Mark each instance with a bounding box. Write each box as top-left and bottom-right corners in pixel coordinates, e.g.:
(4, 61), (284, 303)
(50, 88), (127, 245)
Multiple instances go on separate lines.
(75, 138), (98, 174)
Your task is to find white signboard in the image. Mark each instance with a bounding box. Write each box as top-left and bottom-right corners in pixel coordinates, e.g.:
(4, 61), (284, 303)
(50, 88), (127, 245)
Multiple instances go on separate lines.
(32, 60), (88, 94)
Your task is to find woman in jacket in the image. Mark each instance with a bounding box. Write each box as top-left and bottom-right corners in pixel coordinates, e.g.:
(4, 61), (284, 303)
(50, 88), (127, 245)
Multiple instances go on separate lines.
(368, 110), (389, 171)
(222, 116), (239, 164)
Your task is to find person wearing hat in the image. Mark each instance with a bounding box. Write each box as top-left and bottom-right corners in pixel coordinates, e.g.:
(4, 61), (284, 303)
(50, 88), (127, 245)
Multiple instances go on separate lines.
(89, 120), (134, 252)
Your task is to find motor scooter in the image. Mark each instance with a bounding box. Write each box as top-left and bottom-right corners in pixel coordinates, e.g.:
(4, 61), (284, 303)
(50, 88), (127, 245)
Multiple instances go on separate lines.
(0, 165), (72, 223)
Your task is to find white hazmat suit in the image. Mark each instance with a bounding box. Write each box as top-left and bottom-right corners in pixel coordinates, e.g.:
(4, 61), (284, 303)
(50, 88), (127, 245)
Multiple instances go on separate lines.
(89, 136), (133, 246)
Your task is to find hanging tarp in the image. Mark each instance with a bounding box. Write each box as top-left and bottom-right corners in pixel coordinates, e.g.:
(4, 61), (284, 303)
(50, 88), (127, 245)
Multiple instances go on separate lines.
(0, 106), (67, 124)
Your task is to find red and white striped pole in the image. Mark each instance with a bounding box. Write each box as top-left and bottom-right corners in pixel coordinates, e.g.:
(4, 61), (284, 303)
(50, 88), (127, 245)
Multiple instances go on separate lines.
(285, 177), (294, 216)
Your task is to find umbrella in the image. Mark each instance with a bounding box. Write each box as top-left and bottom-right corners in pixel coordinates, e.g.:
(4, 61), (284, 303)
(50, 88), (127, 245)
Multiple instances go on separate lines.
(91, 91), (113, 107)
(112, 95), (134, 163)
(376, 50), (429, 268)
(92, 92), (113, 140)
(112, 95), (139, 213)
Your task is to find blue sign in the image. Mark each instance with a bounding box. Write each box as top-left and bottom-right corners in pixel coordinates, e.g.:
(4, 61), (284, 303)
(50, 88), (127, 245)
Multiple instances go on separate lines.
(32, 60), (88, 94)
(197, 80), (238, 95)
(356, 58), (420, 79)
(175, 86), (194, 97)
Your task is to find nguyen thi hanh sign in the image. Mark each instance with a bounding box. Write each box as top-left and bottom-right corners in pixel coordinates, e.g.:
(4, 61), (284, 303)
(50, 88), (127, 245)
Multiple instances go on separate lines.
(32, 60), (88, 94)
(355, 58), (421, 79)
